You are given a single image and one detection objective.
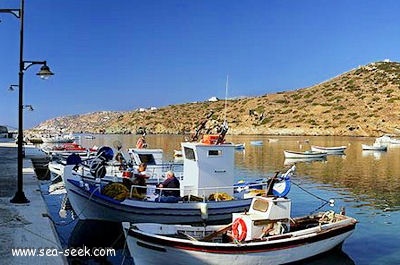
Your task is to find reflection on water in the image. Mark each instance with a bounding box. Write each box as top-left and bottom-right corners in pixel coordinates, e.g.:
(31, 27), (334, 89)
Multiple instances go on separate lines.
(65, 134), (400, 208)
(75, 133), (400, 208)
(290, 248), (355, 265)
(283, 157), (327, 166)
(49, 134), (400, 265)
(68, 220), (130, 265)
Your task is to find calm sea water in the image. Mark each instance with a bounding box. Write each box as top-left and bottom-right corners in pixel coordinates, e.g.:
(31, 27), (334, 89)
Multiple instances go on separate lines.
(42, 134), (400, 265)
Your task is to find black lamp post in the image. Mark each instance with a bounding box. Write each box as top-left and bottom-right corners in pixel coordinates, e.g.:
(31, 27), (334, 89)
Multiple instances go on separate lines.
(1, 0), (54, 204)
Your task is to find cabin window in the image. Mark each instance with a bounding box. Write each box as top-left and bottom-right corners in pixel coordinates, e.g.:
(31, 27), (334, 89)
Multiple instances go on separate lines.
(184, 147), (196, 161)
(137, 154), (156, 165)
(208, 150), (222, 157)
(252, 199), (269, 212)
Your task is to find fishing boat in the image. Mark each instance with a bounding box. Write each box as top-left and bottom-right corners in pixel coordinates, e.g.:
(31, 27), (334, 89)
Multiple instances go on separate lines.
(42, 142), (97, 158)
(48, 145), (183, 189)
(122, 195), (357, 265)
(284, 150), (328, 159)
(311, 145), (347, 154)
(62, 134), (294, 224)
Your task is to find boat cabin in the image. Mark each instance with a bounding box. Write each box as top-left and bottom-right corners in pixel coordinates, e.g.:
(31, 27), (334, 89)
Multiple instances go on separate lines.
(180, 138), (235, 198)
(232, 196), (291, 241)
(127, 148), (164, 166)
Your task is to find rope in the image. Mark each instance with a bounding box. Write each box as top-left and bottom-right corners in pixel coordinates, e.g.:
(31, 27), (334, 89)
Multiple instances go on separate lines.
(291, 180), (343, 214)
(291, 180), (329, 203)
(47, 186), (101, 227)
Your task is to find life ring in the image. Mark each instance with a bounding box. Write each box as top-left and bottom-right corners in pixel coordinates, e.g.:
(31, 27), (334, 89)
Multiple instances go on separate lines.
(232, 218), (247, 242)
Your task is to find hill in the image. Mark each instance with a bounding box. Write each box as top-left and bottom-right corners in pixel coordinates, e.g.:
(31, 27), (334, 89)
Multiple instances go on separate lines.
(34, 61), (400, 137)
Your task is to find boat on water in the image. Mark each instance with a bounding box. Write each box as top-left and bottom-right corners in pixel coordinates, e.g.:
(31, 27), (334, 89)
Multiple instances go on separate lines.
(48, 145), (183, 189)
(361, 143), (387, 151)
(284, 150), (328, 159)
(42, 142), (97, 158)
(173, 149), (183, 160)
(234, 143), (245, 150)
(62, 133), (295, 224)
(311, 145), (347, 154)
(42, 133), (75, 143)
(250, 140), (263, 146)
(375, 134), (400, 144)
(84, 134), (96, 140)
(122, 194), (357, 265)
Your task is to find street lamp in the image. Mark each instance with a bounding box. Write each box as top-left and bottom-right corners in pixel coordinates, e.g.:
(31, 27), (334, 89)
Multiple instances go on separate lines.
(1, 0), (54, 203)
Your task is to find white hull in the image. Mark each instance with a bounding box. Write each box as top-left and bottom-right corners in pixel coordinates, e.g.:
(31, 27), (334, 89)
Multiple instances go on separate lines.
(250, 140), (263, 146)
(361, 144), (387, 151)
(284, 150), (327, 159)
(64, 172), (253, 224)
(311, 145), (346, 154)
(123, 217), (356, 265)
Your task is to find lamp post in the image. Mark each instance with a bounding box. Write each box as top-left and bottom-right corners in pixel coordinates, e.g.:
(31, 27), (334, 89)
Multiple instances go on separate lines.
(1, 0), (54, 203)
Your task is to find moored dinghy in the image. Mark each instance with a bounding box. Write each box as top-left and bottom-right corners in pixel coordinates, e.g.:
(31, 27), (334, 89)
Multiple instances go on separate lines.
(362, 143), (387, 151)
(284, 150), (328, 159)
(122, 194), (357, 265)
(311, 145), (347, 154)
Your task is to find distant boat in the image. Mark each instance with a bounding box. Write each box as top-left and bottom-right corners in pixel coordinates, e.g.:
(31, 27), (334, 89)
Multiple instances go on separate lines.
(173, 149), (183, 160)
(311, 145), (347, 154)
(42, 134), (75, 144)
(361, 143), (387, 151)
(250, 140), (263, 146)
(375, 134), (400, 144)
(284, 150), (327, 159)
(268, 138), (279, 143)
(234, 143), (245, 150)
(84, 134), (96, 140)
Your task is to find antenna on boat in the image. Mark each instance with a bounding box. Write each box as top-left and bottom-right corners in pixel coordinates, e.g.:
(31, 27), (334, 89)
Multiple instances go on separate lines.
(224, 74), (229, 123)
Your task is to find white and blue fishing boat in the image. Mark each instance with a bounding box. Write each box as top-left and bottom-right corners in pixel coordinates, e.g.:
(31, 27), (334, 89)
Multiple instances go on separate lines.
(62, 133), (295, 224)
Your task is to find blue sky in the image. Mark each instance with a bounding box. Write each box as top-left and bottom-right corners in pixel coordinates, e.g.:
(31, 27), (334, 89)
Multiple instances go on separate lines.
(1, 0), (400, 129)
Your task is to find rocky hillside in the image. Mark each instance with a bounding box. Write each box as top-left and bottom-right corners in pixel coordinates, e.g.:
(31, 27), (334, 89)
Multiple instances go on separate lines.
(34, 61), (400, 137)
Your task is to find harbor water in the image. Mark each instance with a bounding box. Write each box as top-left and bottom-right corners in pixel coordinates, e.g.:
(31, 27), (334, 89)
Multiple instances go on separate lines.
(40, 134), (400, 265)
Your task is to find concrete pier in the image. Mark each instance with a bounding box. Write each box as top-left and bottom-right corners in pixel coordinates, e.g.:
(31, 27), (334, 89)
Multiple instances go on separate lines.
(0, 140), (66, 264)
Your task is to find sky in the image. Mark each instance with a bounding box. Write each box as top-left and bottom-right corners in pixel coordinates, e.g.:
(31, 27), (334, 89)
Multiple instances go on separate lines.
(1, 0), (400, 129)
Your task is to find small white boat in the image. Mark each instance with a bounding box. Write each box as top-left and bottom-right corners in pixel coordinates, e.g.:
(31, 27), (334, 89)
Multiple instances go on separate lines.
(42, 134), (75, 143)
(123, 196), (357, 265)
(311, 145), (347, 154)
(234, 143), (245, 150)
(173, 149), (183, 160)
(250, 140), (263, 146)
(375, 134), (400, 144)
(361, 143), (387, 151)
(284, 150), (327, 159)
(84, 134), (96, 140)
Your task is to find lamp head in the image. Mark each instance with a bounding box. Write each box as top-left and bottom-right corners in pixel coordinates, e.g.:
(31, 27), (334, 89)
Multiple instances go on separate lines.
(36, 64), (54, 80)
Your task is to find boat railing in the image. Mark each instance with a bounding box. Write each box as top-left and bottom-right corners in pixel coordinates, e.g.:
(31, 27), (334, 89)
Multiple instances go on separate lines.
(126, 182), (262, 202)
